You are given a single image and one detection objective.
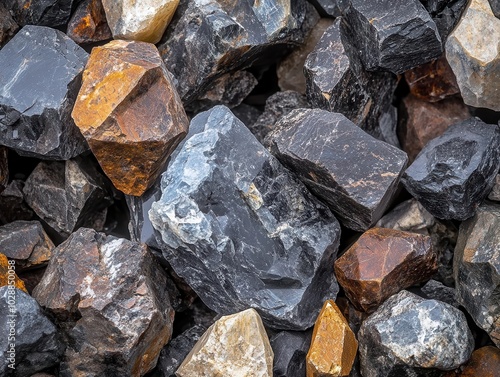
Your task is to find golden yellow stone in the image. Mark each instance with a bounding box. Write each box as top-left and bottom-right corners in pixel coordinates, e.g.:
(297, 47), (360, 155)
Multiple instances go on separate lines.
(0, 253), (27, 292)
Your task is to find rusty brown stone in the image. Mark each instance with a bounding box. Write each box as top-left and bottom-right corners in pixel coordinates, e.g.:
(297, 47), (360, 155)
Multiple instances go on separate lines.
(67, 0), (112, 44)
(72, 40), (189, 196)
(334, 227), (438, 313)
(0, 146), (7, 193)
(0, 253), (27, 292)
(398, 94), (470, 162)
(307, 300), (358, 377)
(443, 346), (500, 377)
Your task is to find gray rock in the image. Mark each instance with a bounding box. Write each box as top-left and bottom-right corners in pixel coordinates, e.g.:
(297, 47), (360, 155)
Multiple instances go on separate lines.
(420, 0), (469, 43)
(490, 0), (500, 17)
(270, 330), (312, 377)
(358, 290), (474, 377)
(341, 0), (443, 74)
(402, 118), (500, 221)
(488, 174), (500, 201)
(149, 105), (341, 330)
(307, 0), (348, 17)
(0, 180), (34, 225)
(231, 103), (262, 130)
(0, 26), (88, 159)
(0, 287), (64, 376)
(267, 108), (408, 231)
(420, 279), (458, 308)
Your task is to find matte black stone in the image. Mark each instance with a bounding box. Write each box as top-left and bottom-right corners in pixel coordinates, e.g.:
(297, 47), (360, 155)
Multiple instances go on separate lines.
(307, 0), (348, 17)
(489, 174), (500, 201)
(0, 287), (65, 376)
(419, 279), (458, 308)
(0, 3), (18, 47)
(231, 103), (262, 130)
(341, 0), (443, 74)
(150, 105), (341, 330)
(0, 146), (7, 192)
(421, 0), (470, 41)
(490, 0), (500, 18)
(402, 118), (500, 221)
(2, 0), (77, 27)
(305, 19), (400, 145)
(267, 108), (408, 231)
(270, 330), (312, 377)
(0, 180), (34, 225)
(0, 26), (88, 159)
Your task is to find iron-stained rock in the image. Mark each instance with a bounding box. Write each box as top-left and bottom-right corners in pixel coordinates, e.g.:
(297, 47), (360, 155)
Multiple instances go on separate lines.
(150, 105), (341, 330)
(0, 180), (34, 225)
(489, 174), (500, 201)
(420, 0), (469, 43)
(0, 253), (26, 292)
(0, 26), (88, 159)
(0, 4), (18, 47)
(271, 330), (312, 377)
(32, 228), (174, 377)
(72, 40), (189, 196)
(341, 0), (442, 74)
(267, 109), (407, 231)
(0, 287), (64, 376)
(3, 0), (78, 27)
(443, 346), (500, 377)
(402, 118), (500, 221)
(358, 290), (474, 377)
(454, 202), (500, 347)
(67, 0), (112, 44)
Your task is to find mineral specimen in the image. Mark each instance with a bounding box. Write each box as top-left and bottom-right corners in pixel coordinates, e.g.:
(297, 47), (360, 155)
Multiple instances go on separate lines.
(443, 346), (500, 377)
(3, 0), (78, 27)
(0, 253), (27, 292)
(489, 174), (500, 201)
(67, 0), (112, 44)
(271, 330), (312, 377)
(421, 0), (469, 43)
(0, 4), (18, 47)
(0, 180), (34, 225)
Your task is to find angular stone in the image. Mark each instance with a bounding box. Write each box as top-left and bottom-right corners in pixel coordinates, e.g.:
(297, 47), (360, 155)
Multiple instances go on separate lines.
(158, 0), (316, 106)
(23, 158), (113, 237)
(444, 346), (500, 377)
(0, 221), (53, 270)
(0, 26), (88, 159)
(127, 179), (162, 244)
(72, 40), (189, 196)
(102, 0), (179, 43)
(150, 105), (341, 330)
(308, 0), (348, 17)
(177, 309), (274, 377)
(398, 95), (470, 162)
(0, 253), (27, 292)
(421, 0), (469, 43)
(307, 300), (358, 377)
(454, 203), (500, 347)
(334, 227), (438, 312)
(267, 109), (408, 231)
(0, 180), (34, 225)
(305, 19), (400, 145)
(341, 0), (442, 74)
(0, 146), (7, 192)
(32, 228), (174, 377)
(489, 174), (500, 201)
(420, 279), (458, 308)
(3, 0), (78, 27)
(270, 330), (312, 377)
(402, 118), (500, 221)
(335, 297), (367, 335)
(490, 0), (500, 17)
(67, 0), (112, 44)
(0, 3), (18, 47)
(0, 287), (64, 376)
(446, 0), (500, 110)
(359, 290), (474, 377)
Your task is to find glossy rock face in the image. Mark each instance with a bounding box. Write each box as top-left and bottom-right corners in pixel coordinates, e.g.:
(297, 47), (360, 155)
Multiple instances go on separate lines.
(3, 0), (78, 27)
(150, 105), (341, 330)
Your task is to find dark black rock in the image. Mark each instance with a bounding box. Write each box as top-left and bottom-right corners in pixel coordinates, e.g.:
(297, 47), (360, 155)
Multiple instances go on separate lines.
(0, 287), (65, 376)
(490, 0), (500, 18)
(149, 105), (341, 330)
(341, 0), (443, 74)
(402, 118), (500, 221)
(2, 0), (77, 28)
(0, 26), (88, 160)
(307, 0), (348, 17)
(0, 146), (7, 192)
(0, 180), (34, 225)
(270, 330), (312, 377)
(304, 19), (399, 145)
(421, 0), (469, 41)
(231, 103), (262, 130)
(267, 108), (408, 231)
(0, 3), (18, 47)
(419, 279), (458, 308)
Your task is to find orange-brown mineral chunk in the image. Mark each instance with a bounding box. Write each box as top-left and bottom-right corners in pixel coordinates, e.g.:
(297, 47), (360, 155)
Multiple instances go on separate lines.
(334, 227), (437, 313)
(307, 300), (358, 377)
(443, 346), (500, 377)
(67, 0), (112, 44)
(72, 40), (189, 196)
(0, 253), (27, 292)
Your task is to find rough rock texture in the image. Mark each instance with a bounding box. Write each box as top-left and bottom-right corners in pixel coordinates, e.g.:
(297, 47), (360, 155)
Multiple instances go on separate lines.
(158, 0), (316, 106)
(341, 0), (443, 74)
(270, 330), (312, 377)
(0, 253), (27, 292)
(23, 158), (113, 237)
(102, 0), (179, 43)
(420, 279), (458, 308)
(489, 174), (500, 201)
(32, 228), (174, 377)
(421, 0), (469, 43)
(0, 287), (64, 376)
(443, 346), (500, 377)
(307, 300), (358, 377)
(446, 0), (500, 110)
(3, 0), (78, 27)
(72, 40), (189, 196)
(336, 297), (368, 335)
(335, 227), (438, 312)
(232, 104), (262, 130)
(308, 0), (347, 17)
(267, 109), (407, 231)
(0, 221), (53, 270)
(454, 203), (500, 347)
(0, 146), (7, 192)
(0, 180), (34, 225)
(358, 290), (474, 377)
(0, 26), (88, 160)
(150, 106), (341, 330)
(177, 309), (274, 377)
(490, 0), (500, 17)
(304, 20), (399, 145)
(67, 0), (112, 44)
(402, 118), (500, 221)
(0, 4), (18, 47)
(398, 95), (470, 162)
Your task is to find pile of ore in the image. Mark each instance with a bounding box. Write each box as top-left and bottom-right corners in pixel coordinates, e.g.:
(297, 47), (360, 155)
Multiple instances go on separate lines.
(1, 0), (500, 376)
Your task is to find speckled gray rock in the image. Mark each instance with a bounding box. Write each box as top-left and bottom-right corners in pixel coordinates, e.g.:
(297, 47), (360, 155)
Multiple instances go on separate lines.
(454, 202), (500, 347)
(270, 330), (312, 377)
(3, 0), (78, 27)
(420, 279), (458, 308)
(341, 0), (442, 74)
(420, 0), (469, 43)
(402, 118), (500, 221)
(149, 105), (341, 330)
(489, 174), (500, 201)
(267, 108), (408, 231)
(0, 287), (64, 376)
(0, 26), (88, 159)
(305, 19), (400, 145)
(359, 290), (474, 377)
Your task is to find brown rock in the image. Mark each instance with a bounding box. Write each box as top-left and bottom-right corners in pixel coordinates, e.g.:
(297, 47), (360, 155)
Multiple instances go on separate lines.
(334, 227), (438, 313)
(404, 54), (461, 102)
(443, 346), (500, 377)
(0, 146), (7, 192)
(307, 300), (358, 377)
(398, 95), (470, 162)
(72, 40), (189, 196)
(67, 0), (112, 44)
(0, 253), (27, 292)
